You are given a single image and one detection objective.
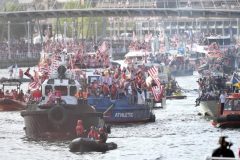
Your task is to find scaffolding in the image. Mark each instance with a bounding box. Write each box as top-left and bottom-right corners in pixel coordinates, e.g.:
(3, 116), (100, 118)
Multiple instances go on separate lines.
(1, 0), (240, 11)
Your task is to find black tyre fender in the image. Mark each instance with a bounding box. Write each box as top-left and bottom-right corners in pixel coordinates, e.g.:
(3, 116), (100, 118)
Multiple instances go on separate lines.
(105, 125), (111, 134)
(48, 106), (67, 125)
(149, 113), (156, 122)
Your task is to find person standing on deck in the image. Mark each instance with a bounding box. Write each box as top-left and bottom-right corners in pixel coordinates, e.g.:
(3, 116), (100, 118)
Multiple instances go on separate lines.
(219, 91), (227, 115)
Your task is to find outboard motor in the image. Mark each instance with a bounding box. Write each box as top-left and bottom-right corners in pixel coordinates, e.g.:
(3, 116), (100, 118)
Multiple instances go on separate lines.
(57, 65), (67, 79)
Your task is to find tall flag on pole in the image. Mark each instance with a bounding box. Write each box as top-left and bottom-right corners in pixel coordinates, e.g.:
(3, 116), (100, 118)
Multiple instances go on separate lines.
(148, 66), (161, 87)
(148, 66), (164, 101)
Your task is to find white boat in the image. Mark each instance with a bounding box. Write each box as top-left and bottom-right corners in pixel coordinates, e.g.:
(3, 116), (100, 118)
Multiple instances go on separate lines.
(199, 100), (219, 117)
(123, 50), (151, 68)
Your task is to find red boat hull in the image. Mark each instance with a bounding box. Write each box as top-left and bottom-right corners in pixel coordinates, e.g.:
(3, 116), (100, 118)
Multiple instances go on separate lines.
(0, 98), (26, 111)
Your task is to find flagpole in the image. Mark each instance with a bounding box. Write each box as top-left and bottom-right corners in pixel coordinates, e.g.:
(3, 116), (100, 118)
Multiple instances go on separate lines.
(8, 21), (11, 60)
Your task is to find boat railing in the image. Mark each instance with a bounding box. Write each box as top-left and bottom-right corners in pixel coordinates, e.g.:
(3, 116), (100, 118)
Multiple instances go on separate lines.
(87, 94), (152, 106)
(205, 156), (239, 160)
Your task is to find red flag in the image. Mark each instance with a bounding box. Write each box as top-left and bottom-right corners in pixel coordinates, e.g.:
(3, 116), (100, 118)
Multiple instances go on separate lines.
(151, 85), (164, 101)
(148, 66), (161, 87)
(28, 81), (40, 91)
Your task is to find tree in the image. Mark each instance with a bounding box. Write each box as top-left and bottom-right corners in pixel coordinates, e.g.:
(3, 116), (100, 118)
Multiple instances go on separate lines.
(0, 1), (26, 41)
(53, 1), (105, 41)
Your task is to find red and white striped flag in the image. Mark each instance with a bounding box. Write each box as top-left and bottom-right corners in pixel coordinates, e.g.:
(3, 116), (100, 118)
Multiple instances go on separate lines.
(38, 63), (49, 74)
(28, 81), (41, 91)
(148, 66), (161, 87)
(152, 85), (164, 102)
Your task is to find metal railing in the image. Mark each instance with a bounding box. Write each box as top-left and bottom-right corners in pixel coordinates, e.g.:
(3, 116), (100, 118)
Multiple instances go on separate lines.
(1, 0), (240, 11)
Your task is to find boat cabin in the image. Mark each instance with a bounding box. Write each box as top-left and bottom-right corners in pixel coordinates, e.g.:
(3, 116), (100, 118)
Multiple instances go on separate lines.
(41, 66), (80, 105)
(223, 93), (240, 115)
(0, 79), (22, 98)
(124, 50), (151, 67)
(205, 35), (231, 46)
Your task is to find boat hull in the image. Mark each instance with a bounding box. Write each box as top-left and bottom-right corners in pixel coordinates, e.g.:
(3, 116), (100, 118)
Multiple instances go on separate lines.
(166, 95), (187, 99)
(153, 97), (166, 109)
(212, 114), (240, 128)
(21, 104), (104, 140)
(199, 100), (219, 117)
(0, 98), (26, 111)
(69, 138), (117, 152)
(88, 97), (155, 124)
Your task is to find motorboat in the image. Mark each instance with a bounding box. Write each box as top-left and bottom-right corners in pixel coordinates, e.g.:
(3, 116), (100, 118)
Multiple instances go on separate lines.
(212, 93), (240, 128)
(21, 62), (109, 140)
(0, 79), (26, 111)
(69, 137), (117, 152)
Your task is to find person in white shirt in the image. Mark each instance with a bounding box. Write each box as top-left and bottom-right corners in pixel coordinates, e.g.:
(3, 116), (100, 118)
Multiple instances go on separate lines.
(219, 91), (227, 115)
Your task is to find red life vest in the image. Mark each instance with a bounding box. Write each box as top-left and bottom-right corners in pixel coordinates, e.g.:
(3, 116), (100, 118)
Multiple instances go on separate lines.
(76, 120), (84, 136)
(88, 129), (98, 139)
(102, 84), (110, 95)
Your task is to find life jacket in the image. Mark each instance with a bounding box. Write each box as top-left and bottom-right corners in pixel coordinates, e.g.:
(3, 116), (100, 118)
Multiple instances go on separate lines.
(75, 91), (83, 98)
(76, 121), (84, 136)
(32, 90), (42, 101)
(110, 84), (117, 99)
(88, 129), (98, 139)
(102, 84), (110, 96)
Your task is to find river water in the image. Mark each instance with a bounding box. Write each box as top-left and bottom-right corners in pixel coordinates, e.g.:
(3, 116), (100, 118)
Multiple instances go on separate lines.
(0, 69), (240, 160)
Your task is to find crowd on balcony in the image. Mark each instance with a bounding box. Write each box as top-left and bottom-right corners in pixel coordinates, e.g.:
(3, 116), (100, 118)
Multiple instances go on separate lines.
(0, 40), (42, 60)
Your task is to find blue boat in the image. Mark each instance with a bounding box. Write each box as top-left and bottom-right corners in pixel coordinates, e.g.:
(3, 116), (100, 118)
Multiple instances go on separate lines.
(87, 95), (155, 124)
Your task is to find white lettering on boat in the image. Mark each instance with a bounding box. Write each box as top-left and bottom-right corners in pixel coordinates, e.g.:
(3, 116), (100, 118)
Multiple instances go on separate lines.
(114, 112), (134, 118)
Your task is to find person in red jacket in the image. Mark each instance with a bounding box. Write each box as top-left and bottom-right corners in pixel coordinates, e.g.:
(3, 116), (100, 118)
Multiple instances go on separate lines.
(75, 120), (84, 137)
(88, 126), (99, 140)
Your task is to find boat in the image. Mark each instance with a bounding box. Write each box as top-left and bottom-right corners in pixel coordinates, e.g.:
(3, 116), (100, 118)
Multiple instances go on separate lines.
(123, 50), (151, 68)
(166, 94), (187, 100)
(0, 79), (26, 111)
(88, 95), (156, 124)
(85, 71), (156, 124)
(198, 100), (219, 117)
(165, 79), (187, 100)
(0, 77), (31, 83)
(21, 64), (109, 140)
(196, 74), (227, 118)
(168, 55), (194, 77)
(212, 93), (240, 128)
(69, 137), (117, 152)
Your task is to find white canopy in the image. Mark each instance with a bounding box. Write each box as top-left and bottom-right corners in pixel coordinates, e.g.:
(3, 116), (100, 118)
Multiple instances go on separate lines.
(125, 50), (150, 58)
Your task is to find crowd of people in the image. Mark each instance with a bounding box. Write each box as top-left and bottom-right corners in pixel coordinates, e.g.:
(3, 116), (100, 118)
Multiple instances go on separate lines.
(75, 65), (156, 104)
(0, 89), (25, 102)
(195, 76), (228, 106)
(0, 41), (41, 60)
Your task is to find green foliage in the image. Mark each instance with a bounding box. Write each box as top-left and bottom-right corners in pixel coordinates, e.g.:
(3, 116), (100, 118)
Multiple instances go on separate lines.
(52, 1), (104, 40)
(0, 1), (26, 41)
(4, 1), (22, 12)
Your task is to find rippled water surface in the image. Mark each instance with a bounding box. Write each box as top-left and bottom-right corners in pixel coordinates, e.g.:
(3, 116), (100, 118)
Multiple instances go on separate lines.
(0, 69), (240, 160)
